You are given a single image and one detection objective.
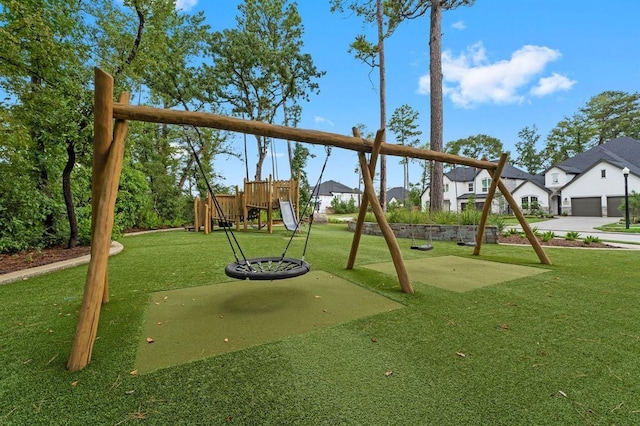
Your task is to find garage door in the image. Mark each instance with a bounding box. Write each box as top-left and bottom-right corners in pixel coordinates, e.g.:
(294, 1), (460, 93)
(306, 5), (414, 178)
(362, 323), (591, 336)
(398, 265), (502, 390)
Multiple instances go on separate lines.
(571, 197), (601, 216)
(607, 196), (624, 217)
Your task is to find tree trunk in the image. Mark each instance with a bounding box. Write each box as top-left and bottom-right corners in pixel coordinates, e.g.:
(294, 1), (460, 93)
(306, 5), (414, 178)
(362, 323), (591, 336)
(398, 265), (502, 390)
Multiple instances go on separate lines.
(377, 0), (387, 211)
(429, 1), (444, 212)
(255, 135), (267, 180)
(63, 140), (79, 248)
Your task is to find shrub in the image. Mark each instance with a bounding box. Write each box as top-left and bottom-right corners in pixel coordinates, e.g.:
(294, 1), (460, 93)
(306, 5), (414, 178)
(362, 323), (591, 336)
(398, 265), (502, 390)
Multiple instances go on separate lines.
(583, 235), (600, 244)
(564, 231), (581, 241)
(540, 231), (556, 242)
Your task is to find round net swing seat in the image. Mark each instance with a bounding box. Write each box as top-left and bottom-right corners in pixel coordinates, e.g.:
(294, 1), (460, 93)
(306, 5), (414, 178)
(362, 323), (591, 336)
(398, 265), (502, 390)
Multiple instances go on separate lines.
(225, 257), (310, 281)
(411, 244), (434, 251)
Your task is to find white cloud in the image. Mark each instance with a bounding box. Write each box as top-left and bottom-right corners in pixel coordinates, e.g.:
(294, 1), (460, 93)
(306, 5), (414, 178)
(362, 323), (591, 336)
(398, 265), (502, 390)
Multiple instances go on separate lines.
(418, 42), (573, 108)
(314, 116), (334, 126)
(176, 0), (198, 11)
(530, 72), (576, 96)
(452, 21), (466, 30)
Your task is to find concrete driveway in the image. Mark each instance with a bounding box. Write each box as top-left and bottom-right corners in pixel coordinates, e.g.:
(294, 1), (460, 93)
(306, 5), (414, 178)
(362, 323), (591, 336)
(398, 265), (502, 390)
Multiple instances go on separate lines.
(508, 216), (640, 246)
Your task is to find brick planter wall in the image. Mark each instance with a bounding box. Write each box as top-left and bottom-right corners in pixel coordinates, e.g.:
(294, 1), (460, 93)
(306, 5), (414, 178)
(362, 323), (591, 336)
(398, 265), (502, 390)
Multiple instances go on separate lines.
(346, 221), (498, 244)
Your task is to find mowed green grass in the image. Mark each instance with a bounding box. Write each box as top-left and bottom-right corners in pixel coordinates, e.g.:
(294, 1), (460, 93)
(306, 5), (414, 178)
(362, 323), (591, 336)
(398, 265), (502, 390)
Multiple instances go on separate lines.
(1, 224), (639, 425)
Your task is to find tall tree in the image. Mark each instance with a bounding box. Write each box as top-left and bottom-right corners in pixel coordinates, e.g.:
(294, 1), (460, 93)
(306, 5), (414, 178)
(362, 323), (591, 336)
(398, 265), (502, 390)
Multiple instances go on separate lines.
(580, 91), (640, 144)
(445, 134), (506, 161)
(205, 0), (323, 180)
(330, 0), (390, 210)
(386, 0), (475, 212)
(514, 125), (544, 174)
(542, 113), (594, 166)
(388, 104), (422, 197)
(0, 0), (92, 248)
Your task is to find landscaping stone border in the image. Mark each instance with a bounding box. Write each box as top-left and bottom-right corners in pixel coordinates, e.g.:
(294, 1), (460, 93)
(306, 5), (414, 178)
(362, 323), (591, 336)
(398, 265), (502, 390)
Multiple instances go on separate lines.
(347, 221), (498, 243)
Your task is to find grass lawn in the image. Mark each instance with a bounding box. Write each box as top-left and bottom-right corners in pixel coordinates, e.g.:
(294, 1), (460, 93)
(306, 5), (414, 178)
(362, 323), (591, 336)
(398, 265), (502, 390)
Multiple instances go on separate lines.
(596, 222), (640, 233)
(2, 224), (639, 424)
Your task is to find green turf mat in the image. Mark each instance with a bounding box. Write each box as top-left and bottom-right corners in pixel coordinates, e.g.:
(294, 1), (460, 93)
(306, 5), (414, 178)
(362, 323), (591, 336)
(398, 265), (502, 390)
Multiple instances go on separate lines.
(134, 270), (403, 373)
(364, 255), (549, 292)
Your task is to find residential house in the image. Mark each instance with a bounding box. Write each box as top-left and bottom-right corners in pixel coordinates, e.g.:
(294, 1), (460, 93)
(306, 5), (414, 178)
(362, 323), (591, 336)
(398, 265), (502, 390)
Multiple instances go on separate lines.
(386, 187), (410, 206)
(421, 163), (549, 214)
(419, 137), (640, 217)
(544, 137), (640, 216)
(311, 180), (361, 213)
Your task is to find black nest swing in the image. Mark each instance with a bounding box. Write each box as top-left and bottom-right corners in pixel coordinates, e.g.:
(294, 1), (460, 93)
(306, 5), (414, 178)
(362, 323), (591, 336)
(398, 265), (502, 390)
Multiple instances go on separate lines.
(186, 128), (329, 281)
(225, 257), (310, 280)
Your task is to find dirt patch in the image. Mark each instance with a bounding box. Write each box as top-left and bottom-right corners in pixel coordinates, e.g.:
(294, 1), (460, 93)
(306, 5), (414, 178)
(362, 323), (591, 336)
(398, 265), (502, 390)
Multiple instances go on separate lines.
(498, 235), (617, 249)
(0, 245), (92, 275)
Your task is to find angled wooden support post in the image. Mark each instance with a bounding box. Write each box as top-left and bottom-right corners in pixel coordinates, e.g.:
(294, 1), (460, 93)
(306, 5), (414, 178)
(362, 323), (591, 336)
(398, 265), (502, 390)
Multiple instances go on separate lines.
(346, 128), (384, 269)
(495, 175), (552, 265)
(68, 68), (130, 371)
(473, 153), (508, 256)
(358, 152), (414, 294)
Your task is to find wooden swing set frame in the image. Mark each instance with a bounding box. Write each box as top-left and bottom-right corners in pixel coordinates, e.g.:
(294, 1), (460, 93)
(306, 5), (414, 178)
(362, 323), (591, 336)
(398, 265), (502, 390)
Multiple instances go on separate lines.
(67, 68), (551, 371)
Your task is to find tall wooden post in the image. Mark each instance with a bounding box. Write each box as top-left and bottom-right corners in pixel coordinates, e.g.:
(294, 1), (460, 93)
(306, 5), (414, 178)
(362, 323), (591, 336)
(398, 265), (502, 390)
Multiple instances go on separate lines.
(68, 68), (130, 371)
(346, 129), (385, 269)
(495, 175), (552, 265)
(358, 152), (414, 294)
(473, 153), (507, 256)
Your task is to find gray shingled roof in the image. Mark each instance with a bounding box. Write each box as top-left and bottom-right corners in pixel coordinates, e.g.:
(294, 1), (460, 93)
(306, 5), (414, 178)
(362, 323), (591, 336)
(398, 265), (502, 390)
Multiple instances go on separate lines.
(386, 186), (409, 202)
(312, 180), (360, 196)
(552, 137), (640, 176)
(445, 163), (541, 183)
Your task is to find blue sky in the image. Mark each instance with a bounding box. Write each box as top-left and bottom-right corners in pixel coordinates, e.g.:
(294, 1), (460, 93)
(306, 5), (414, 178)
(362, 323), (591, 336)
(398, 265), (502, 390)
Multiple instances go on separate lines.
(179, 0), (640, 191)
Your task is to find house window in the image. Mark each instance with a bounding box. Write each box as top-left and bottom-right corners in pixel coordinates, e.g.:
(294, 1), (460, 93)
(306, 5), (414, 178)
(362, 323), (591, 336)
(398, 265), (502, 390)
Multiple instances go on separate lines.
(444, 183), (449, 192)
(601, 169), (606, 178)
(551, 173), (559, 184)
(481, 178), (491, 192)
(521, 196), (539, 211)
(468, 182), (474, 192)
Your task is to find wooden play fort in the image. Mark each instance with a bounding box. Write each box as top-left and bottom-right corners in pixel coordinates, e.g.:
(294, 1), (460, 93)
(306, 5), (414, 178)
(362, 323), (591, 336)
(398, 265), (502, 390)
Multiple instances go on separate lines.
(192, 176), (300, 234)
(67, 68), (552, 371)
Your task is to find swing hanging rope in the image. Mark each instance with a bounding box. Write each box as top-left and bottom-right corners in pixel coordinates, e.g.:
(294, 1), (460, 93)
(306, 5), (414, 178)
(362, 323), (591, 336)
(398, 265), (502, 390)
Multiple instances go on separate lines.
(408, 157), (433, 251)
(185, 126), (330, 280)
(227, 146), (331, 280)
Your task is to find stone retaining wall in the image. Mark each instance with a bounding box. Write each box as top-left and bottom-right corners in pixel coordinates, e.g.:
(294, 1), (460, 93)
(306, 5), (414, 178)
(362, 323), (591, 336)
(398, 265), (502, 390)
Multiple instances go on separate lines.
(347, 221), (498, 244)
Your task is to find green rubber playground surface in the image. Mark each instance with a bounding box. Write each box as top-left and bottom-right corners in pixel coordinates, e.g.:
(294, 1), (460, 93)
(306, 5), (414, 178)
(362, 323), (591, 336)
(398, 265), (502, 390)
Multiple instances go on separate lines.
(135, 270), (403, 373)
(364, 255), (549, 292)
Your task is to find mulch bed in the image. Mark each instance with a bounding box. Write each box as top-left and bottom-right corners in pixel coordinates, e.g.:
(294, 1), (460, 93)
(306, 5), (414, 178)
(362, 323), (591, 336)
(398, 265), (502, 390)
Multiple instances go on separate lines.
(0, 245), (92, 275)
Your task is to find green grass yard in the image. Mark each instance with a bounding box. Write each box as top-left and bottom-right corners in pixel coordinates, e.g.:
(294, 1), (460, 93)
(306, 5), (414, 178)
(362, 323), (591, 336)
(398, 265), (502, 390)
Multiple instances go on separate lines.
(1, 224), (639, 424)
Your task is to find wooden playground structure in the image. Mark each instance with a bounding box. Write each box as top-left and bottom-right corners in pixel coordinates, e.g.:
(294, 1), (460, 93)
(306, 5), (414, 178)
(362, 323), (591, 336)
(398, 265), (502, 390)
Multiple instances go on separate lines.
(67, 68), (551, 371)
(192, 176), (300, 234)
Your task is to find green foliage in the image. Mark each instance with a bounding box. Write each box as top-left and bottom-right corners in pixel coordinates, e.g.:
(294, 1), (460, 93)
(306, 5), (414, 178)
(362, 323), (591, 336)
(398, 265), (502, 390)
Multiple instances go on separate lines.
(564, 231), (581, 241)
(514, 125), (544, 174)
(619, 190), (640, 223)
(504, 228), (521, 237)
(540, 91), (640, 167)
(330, 197), (357, 214)
(540, 231), (556, 242)
(583, 235), (600, 244)
(445, 134), (508, 160)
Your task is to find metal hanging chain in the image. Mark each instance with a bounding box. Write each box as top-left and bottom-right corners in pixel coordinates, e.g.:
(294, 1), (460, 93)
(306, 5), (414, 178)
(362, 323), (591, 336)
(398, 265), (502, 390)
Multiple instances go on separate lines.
(279, 146), (332, 262)
(183, 126), (249, 264)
